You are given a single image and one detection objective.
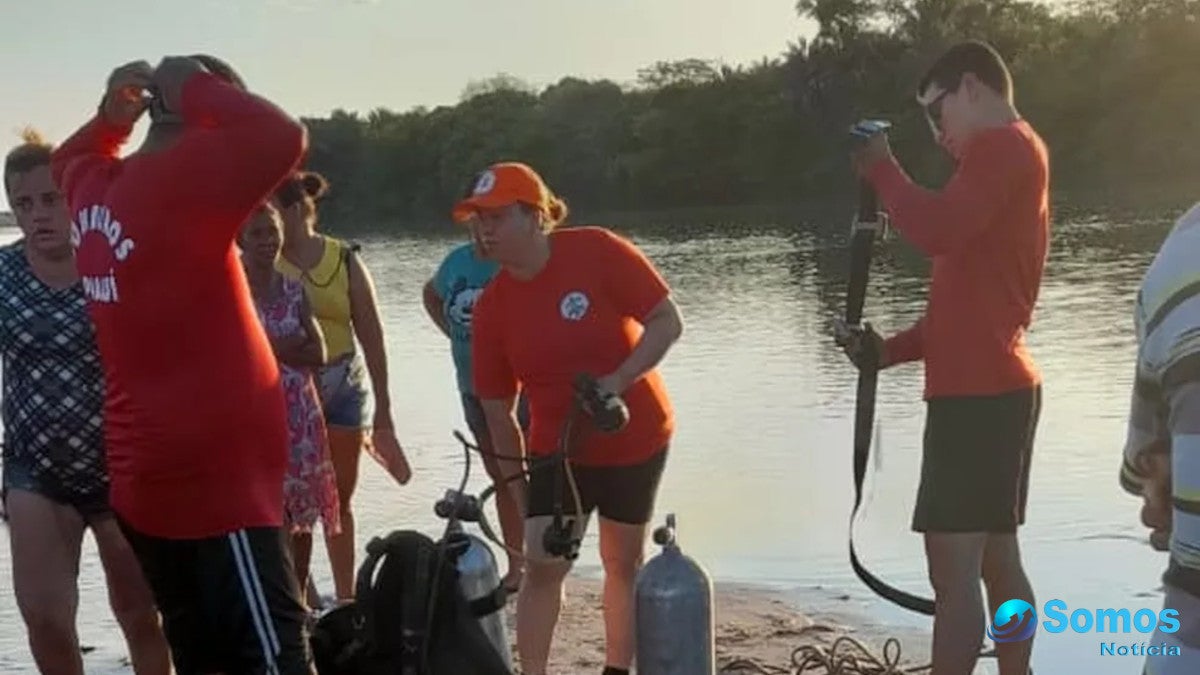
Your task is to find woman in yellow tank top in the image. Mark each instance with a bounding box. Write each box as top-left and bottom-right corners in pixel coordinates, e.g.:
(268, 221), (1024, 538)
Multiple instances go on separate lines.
(273, 171), (412, 604)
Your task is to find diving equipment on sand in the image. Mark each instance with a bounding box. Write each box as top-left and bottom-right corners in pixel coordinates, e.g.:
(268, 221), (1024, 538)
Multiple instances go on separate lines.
(635, 513), (716, 675)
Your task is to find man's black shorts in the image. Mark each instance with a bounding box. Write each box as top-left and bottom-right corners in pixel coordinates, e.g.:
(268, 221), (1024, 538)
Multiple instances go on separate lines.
(118, 518), (312, 674)
(912, 386), (1042, 533)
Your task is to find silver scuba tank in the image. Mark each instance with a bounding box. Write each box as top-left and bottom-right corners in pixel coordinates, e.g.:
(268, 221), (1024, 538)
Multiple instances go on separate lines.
(452, 529), (514, 668)
(436, 489), (514, 670)
(634, 513), (715, 675)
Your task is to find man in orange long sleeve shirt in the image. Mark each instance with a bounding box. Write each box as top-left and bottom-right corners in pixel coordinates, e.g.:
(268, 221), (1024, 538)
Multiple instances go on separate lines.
(845, 41), (1049, 675)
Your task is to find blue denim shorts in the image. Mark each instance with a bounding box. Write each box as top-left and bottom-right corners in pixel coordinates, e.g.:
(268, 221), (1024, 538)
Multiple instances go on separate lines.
(461, 391), (530, 444)
(316, 352), (374, 429)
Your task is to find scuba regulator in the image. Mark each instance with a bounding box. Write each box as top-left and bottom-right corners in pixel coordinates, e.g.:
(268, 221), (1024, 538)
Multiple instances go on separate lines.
(434, 489), (484, 525)
(574, 373), (631, 433)
(542, 373), (631, 560)
(541, 517), (581, 561)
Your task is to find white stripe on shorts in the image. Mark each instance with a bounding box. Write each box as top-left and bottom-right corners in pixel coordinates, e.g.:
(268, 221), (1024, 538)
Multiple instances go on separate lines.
(228, 530), (281, 674)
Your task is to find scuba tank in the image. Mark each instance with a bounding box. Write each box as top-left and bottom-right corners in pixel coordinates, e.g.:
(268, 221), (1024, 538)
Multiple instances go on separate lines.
(434, 489), (515, 670)
(634, 513), (715, 675)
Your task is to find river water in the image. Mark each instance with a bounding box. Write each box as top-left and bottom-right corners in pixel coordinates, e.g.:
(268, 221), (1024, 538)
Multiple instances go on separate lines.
(0, 202), (1191, 673)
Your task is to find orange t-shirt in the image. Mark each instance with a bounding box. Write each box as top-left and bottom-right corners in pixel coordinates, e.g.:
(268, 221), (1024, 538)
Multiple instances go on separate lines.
(471, 226), (674, 467)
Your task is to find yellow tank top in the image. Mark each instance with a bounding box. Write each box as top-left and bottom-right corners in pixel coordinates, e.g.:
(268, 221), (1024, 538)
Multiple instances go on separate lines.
(276, 235), (356, 359)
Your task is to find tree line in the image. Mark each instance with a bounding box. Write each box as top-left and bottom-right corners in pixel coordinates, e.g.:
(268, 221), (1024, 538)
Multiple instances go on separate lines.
(299, 0), (1200, 231)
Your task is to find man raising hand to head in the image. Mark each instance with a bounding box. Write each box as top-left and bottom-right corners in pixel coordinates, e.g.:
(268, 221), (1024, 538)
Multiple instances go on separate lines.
(53, 55), (314, 674)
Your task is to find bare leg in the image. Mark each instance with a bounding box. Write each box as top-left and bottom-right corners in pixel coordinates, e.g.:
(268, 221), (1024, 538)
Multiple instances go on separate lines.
(291, 531), (314, 609)
(981, 533), (1034, 675)
(6, 489), (87, 675)
(516, 516), (573, 675)
(325, 427), (366, 601)
(597, 517), (648, 670)
(92, 516), (172, 675)
(479, 433), (525, 588)
(925, 532), (988, 675)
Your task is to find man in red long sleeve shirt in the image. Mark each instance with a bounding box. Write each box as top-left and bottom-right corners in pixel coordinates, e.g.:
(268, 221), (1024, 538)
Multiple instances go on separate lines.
(52, 56), (314, 674)
(844, 41), (1049, 675)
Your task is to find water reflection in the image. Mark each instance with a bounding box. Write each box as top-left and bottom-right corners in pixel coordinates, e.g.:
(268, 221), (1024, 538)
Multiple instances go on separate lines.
(0, 208), (1184, 672)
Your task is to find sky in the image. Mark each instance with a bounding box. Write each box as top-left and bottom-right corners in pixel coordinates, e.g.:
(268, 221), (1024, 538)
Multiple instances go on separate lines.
(0, 0), (814, 212)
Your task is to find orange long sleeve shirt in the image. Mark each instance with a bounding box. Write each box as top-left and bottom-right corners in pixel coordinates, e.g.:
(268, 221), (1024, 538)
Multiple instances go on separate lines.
(866, 120), (1050, 400)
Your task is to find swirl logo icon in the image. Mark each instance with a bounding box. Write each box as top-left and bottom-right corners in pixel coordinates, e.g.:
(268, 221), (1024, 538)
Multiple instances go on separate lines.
(988, 599), (1038, 643)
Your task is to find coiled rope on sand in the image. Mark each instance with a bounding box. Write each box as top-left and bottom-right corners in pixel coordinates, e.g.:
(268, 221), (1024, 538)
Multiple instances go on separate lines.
(719, 635), (933, 675)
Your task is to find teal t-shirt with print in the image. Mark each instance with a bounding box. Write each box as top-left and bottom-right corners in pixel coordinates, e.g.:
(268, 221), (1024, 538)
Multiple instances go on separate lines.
(432, 243), (502, 394)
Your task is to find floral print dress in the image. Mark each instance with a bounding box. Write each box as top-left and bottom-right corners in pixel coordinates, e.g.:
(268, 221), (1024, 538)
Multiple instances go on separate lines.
(255, 275), (341, 535)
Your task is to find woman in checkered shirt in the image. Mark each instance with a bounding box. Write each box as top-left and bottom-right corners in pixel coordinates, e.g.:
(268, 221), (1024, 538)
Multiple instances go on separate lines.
(0, 131), (169, 675)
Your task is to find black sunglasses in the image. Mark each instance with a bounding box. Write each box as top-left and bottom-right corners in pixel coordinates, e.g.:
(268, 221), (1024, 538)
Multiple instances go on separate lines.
(921, 75), (966, 133)
(924, 90), (949, 131)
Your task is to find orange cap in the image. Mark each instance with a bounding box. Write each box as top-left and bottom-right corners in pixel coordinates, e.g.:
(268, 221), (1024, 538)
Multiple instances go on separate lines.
(451, 162), (558, 223)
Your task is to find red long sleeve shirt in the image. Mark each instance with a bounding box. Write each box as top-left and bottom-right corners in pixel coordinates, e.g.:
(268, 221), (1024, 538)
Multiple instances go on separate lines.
(867, 120), (1049, 399)
(52, 72), (307, 538)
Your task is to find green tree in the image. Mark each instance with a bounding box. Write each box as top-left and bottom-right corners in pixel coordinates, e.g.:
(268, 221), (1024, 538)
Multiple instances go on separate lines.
(292, 0), (1200, 232)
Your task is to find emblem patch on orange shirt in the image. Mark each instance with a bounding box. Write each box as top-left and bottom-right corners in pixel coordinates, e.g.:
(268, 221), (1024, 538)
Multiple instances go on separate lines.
(560, 290), (589, 321)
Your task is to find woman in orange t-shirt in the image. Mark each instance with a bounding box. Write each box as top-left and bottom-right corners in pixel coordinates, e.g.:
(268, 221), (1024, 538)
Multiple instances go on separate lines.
(459, 162), (684, 675)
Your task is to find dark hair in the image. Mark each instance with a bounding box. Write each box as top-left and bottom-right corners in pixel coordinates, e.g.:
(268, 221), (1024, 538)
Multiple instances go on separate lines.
(148, 55), (246, 126)
(189, 54), (246, 89)
(237, 201), (282, 245)
(918, 40), (1013, 102)
(4, 128), (53, 194)
(275, 171), (330, 209)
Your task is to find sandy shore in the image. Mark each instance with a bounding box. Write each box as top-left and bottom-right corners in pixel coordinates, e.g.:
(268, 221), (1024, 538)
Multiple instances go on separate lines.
(70, 573), (934, 674)
(499, 574), (933, 674)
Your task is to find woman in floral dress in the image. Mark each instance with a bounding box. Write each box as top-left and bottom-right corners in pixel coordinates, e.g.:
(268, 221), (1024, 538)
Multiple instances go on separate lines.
(239, 203), (340, 607)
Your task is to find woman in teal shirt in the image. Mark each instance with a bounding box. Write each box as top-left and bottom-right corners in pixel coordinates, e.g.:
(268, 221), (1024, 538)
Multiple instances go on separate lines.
(423, 222), (529, 591)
